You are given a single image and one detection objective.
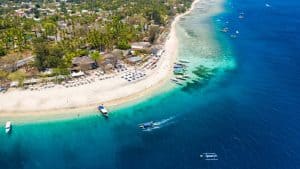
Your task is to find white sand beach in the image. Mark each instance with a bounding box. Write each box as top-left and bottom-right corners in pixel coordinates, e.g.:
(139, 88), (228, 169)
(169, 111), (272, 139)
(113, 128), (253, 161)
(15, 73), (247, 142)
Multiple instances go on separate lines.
(0, 0), (211, 121)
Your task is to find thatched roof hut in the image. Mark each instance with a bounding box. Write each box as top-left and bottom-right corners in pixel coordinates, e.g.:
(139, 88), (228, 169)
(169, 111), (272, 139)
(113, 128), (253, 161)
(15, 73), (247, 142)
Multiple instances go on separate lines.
(72, 56), (97, 71)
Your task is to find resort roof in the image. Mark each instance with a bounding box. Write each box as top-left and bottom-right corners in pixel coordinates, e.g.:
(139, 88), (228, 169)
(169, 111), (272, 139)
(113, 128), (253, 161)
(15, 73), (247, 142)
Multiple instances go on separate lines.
(71, 71), (85, 77)
(156, 49), (164, 57)
(24, 78), (39, 85)
(72, 56), (95, 65)
(131, 42), (151, 50)
(10, 81), (19, 87)
(16, 56), (34, 68)
(127, 56), (142, 63)
(103, 53), (115, 59)
(112, 49), (124, 57)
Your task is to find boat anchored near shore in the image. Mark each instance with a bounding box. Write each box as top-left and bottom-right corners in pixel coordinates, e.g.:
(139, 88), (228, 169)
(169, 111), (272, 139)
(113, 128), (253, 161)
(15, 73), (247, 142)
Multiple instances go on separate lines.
(171, 60), (191, 85)
(98, 105), (109, 118)
(5, 121), (12, 134)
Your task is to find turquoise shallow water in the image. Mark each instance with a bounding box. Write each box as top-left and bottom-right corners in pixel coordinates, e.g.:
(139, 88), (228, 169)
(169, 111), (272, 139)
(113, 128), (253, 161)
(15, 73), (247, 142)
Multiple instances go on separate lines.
(0, 1), (236, 168)
(1, 0), (300, 168)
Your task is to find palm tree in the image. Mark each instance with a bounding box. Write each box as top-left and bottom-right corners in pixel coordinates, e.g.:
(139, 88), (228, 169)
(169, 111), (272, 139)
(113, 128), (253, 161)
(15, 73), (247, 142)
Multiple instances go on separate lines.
(15, 29), (26, 52)
(92, 50), (106, 71)
(91, 51), (101, 62)
(43, 22), (57, 39)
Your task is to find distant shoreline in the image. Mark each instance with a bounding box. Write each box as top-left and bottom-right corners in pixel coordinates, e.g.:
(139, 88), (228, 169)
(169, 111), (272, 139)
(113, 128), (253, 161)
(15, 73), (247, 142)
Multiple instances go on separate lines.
(0, 0), (202, 123)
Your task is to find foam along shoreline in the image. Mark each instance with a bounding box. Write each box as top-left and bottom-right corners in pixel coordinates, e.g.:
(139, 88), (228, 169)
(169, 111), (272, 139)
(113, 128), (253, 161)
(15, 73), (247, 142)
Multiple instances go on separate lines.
(0, 0), (221, 123)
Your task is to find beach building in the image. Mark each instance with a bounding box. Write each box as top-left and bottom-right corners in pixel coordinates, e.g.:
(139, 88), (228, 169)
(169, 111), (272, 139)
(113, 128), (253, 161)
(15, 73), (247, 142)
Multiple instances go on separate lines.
(143, 37), (150, 42)
(23, 78), (39, 86)
(103, 53), (120, 69)
(58, 21), (68, 29)
(156, 49), (164, 57)
(103, 62), (114, 71)
(0, 64), (15, 72)
(15, 9), (26, 17)
(10, 81), (19, 88)
(71, 71), (85, 78)
(0, 86), (6, 92)
(47, 36), (56, 41)
(0, 55), (34, 72)
(33, 18), (41, 21)
(131, 42), (151, 50)
(16, 56), (34, 69)
(41, 69), (53, 76)
(72, 56), (97, 71)
(151, 46), (164, 56)
(151, 48), (159, 55)
(127, 56), (142, 64)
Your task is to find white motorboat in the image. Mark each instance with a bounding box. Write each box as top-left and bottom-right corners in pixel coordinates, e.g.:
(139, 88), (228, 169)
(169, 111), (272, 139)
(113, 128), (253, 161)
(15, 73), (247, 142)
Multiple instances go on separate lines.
(98, 105), (109, 118)
(5, 121), (11, 134)
(200, 153), (218, 160)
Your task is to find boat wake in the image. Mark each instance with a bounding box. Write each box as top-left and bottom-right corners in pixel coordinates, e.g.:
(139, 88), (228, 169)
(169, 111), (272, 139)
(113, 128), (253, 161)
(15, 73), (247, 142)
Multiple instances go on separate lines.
(141, 116), (175, 132)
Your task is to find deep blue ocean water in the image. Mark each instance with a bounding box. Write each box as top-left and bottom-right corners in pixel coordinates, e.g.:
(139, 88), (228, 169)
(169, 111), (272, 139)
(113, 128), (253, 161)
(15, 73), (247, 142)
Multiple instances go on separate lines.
(1, 0), (300, 168)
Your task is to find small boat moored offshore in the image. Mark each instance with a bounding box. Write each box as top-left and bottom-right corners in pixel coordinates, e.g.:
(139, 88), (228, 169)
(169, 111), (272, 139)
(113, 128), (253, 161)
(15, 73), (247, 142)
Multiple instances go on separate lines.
(98, 105), (109, 117)
(139, 121), (155, 130)
(5, 121), (12, 134)
(200, 153), (218, 160)
(220, 27), (229, 33)
(265, 3), (271, 7)
(238, 12), (245, 19)
(230, 34), (237, 38)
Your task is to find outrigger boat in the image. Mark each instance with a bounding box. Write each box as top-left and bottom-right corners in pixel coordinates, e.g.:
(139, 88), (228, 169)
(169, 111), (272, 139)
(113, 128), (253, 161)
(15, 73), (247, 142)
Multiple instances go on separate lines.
(175, 81), (183, 85)
(174, 62), (187, 67)
(183, 75), (190, 78)
(173, 64), (184, 68)
(179, 59), (190, 63)
(171, 78), (183, 85)
(5, 121), (11, 134)
(176, 76), (187, 81)
(98, 105), (109, 118)
(173, 67), (185, 75)
(171, 78), (179, 82)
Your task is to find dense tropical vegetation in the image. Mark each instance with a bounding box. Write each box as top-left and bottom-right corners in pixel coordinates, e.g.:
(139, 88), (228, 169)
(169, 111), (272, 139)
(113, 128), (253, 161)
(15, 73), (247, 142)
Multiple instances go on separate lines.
(0, 0), (192, 86)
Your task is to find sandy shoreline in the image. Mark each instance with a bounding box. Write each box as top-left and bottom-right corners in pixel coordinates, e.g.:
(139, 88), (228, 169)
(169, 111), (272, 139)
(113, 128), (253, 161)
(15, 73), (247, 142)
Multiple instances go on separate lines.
(0, 0), (201, 122)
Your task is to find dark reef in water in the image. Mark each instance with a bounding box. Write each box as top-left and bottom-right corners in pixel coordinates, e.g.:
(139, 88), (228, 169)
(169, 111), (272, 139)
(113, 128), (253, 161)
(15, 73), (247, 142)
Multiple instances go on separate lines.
(186, 29), (197, 37)
(192, 65), (215, 78)
(181, 65), (216, 93)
